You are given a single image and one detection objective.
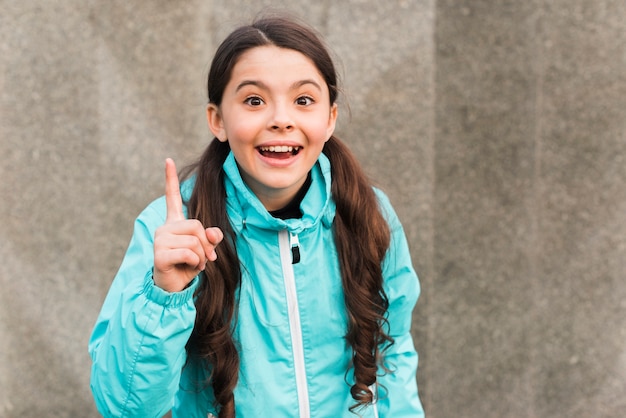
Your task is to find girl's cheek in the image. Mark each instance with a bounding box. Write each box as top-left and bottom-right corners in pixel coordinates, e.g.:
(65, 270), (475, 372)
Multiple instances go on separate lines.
(232, 127), (256, 144)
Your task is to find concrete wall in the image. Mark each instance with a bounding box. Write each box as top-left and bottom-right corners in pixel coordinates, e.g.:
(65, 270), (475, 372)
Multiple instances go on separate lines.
(1, 1), (624, 417)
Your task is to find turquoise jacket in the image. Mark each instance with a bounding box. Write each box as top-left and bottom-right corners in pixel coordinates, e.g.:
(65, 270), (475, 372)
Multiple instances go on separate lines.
(89, 152), (424, 417)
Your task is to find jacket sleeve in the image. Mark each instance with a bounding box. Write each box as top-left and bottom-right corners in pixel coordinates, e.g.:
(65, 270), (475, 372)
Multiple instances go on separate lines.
(375, 191), (425, 417)
(88, 198), (200, 418)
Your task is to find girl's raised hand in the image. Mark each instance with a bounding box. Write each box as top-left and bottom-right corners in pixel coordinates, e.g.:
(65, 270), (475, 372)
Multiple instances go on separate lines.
(153, 158), (223, 292)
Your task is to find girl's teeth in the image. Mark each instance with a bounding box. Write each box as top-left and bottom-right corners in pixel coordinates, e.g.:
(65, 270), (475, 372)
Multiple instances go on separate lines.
(260, 146), (300, 152)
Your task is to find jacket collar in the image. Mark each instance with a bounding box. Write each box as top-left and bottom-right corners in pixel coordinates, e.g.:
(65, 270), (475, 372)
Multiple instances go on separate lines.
(223, 151), (335, 234)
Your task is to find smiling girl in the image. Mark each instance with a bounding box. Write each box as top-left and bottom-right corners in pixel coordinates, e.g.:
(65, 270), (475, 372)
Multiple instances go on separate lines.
(89, 15), (424, 418)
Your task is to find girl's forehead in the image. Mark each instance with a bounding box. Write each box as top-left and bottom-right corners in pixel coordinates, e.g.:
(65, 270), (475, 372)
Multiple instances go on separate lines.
(238, 45), (307, 61)
(232, 45), (322, 79)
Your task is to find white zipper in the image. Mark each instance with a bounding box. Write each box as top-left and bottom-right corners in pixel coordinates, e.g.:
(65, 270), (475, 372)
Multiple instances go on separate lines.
(279, 230), (309, 418)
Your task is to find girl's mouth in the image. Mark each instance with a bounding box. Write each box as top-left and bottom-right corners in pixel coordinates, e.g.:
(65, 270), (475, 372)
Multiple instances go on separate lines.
(257, 145), (301, 159)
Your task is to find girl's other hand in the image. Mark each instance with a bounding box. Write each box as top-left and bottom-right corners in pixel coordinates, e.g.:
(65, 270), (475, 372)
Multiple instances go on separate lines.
(153, 158), (223, 292)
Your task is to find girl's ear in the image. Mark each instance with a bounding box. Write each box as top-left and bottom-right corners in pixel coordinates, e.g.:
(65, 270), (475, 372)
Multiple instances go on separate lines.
(206, 104), (227, 142)
(325, 103), (338, 142)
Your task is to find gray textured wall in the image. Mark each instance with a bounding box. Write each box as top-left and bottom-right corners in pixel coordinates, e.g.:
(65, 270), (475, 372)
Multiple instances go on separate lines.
(1, 1), (624, 417)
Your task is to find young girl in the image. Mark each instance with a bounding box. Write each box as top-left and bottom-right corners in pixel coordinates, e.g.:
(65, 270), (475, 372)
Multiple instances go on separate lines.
(89, 15), (424, 418)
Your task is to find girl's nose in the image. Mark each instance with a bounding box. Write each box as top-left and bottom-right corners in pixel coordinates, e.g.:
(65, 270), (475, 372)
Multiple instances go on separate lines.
(269, 103), (294, 131)
(271, 122), (293, 130)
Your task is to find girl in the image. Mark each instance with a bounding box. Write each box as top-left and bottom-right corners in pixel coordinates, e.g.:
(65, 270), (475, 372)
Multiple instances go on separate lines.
(89, 15), (424, 418)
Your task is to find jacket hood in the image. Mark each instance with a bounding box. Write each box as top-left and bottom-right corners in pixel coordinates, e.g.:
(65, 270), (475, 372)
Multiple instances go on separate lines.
(223, 151), (335, 235)
(180, 151), (335, 234)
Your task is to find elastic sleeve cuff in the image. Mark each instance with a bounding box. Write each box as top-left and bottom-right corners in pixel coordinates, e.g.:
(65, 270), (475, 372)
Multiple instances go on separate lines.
(141, 270), (200, 308)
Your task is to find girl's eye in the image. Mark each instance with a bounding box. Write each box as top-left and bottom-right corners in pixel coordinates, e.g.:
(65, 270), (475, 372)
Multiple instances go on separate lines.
(244, 96), (264, 106)
(295, 96), (314, 106)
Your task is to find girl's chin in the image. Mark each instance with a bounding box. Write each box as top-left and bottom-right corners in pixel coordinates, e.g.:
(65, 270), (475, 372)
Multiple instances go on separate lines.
(257, 176), (305, 191)
(243, 171), (309, 196)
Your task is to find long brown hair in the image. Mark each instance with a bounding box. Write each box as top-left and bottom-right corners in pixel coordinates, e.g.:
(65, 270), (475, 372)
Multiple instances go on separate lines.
(183, 15), (392, 417)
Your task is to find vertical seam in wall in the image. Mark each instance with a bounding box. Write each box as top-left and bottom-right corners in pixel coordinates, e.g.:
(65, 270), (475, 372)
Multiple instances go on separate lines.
(425, 0), (438, 414)
(529, 4), (546, 418)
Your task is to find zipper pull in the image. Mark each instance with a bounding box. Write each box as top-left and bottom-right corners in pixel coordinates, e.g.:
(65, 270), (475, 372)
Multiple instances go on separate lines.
(290, 232), (301, 264)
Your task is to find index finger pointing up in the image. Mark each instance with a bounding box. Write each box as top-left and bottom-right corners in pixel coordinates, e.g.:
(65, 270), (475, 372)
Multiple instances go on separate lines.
(165, 158), (185, 222)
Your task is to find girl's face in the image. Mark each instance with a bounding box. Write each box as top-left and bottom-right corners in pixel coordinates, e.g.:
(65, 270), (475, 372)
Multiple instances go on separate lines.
(207, 45), (338, 211)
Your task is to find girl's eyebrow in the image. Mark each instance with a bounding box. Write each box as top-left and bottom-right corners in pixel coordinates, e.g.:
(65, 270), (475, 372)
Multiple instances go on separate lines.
(292, 79), (322, 92)
(236, 80), (267, 92)
(235, 79), (322, 92)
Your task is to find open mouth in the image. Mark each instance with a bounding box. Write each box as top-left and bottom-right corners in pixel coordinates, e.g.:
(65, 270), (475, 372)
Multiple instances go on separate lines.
(257, 145), (301, 159)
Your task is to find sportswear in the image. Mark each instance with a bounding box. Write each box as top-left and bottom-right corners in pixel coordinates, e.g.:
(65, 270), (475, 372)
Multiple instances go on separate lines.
(89, 152), (424, 417)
